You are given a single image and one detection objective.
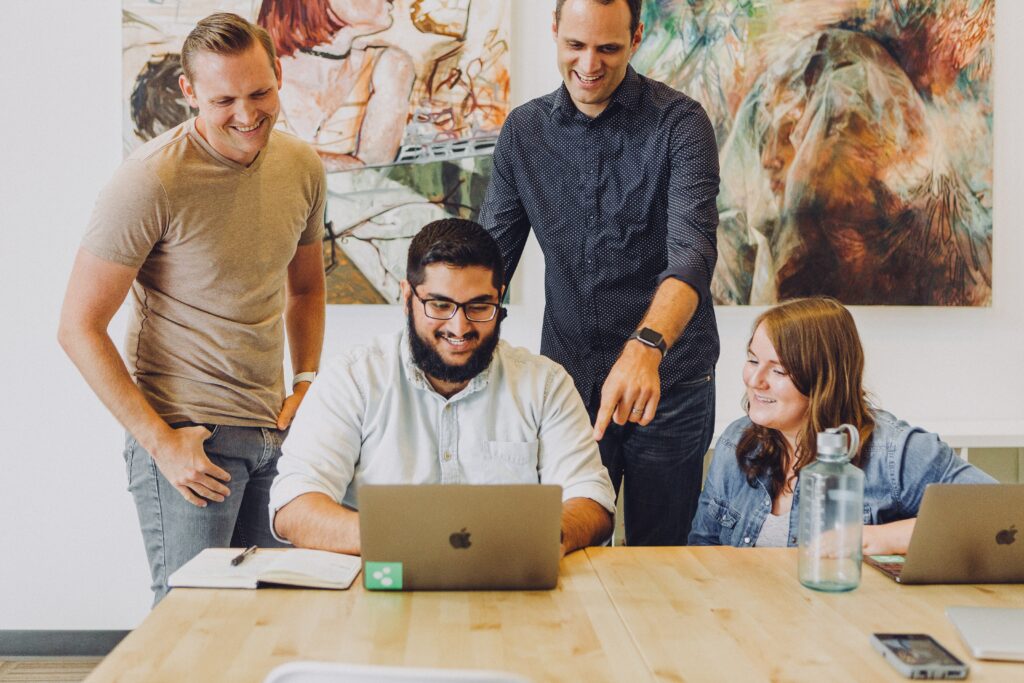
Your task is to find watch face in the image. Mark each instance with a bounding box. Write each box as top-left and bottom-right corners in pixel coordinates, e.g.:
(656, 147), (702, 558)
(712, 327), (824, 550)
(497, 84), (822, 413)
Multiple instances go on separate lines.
(637, 328), (663, 346)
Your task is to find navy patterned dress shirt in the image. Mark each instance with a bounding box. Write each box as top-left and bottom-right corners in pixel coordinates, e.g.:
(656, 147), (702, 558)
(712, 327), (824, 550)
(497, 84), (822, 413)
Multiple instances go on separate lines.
(480, 66), (721, 405)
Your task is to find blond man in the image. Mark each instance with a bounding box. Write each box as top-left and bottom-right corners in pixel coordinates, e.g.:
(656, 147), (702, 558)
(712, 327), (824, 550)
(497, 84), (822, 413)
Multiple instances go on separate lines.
(59, 13), (326, 602)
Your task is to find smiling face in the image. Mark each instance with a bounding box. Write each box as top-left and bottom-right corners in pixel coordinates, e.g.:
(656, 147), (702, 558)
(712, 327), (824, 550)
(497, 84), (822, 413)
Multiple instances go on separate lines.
(179, 43), (282, 166)
(553, 0), (642, 118)
(743, 322), (810, 448)
(402, 264), (503, 396)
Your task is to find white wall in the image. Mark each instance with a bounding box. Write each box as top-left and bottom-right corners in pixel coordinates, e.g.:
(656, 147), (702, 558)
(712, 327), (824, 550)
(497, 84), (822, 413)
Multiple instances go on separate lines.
(1, 0), (1020, 629)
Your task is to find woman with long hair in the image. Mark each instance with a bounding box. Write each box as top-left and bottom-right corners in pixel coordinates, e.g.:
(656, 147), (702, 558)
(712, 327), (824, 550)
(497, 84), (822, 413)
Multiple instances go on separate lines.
(689, 297), (994, 553)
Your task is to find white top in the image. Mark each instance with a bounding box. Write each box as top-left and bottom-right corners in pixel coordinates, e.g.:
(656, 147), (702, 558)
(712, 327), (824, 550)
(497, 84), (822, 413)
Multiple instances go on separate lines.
(269, 331), (617, 538)
(754, 510), (791, 548)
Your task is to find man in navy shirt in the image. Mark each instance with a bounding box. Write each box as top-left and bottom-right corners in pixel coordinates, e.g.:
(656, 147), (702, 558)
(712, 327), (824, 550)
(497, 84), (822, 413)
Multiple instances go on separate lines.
(480, 0), (720, 545)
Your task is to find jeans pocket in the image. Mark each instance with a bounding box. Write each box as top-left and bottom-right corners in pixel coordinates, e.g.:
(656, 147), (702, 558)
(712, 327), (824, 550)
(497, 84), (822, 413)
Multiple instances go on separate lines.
(123, 434), (137, 488)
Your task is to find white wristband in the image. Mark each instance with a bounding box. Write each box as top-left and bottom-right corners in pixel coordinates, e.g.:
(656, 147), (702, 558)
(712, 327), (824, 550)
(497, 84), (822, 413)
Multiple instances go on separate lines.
(292, 371), (317, 388)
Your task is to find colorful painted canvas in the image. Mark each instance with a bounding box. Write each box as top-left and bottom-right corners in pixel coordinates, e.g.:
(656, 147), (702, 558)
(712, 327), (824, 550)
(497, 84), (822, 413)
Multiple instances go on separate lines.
(633, 0), (994, 305)
(123, 0), (510, 303)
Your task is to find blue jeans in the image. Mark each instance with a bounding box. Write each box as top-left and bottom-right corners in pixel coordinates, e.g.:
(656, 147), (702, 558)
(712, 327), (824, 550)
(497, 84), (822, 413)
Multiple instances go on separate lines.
(589, 373), (715, 546)
(123, 423), (289, 604)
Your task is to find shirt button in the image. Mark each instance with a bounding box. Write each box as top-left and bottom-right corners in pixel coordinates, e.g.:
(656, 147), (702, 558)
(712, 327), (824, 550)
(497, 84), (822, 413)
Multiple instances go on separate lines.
(743, 536), (751, 544)
(443, 451), (452, 462)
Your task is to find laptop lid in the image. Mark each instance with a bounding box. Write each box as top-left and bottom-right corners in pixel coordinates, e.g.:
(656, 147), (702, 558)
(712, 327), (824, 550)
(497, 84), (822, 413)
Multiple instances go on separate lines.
(898, 484), (1024, 584)
(358, 484), (563, 591)
(946, 607), (1024, 661)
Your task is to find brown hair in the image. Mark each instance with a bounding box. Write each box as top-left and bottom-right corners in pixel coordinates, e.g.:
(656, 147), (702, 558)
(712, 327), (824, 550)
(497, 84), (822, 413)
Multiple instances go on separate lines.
(181, 12), (278, 82)
(555, 0), (643, 36)
(258, 0), (347, 58)
(737, 297), (875, 498)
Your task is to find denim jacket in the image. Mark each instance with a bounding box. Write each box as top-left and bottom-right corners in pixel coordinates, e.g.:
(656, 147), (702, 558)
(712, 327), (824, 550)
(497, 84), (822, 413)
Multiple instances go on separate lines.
(688, 410), (996, 547)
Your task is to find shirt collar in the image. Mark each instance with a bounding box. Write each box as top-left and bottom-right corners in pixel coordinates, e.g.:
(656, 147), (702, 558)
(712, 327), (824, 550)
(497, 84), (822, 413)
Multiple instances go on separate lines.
(549, 65), (643, 121)
(399, 328), (494, 401)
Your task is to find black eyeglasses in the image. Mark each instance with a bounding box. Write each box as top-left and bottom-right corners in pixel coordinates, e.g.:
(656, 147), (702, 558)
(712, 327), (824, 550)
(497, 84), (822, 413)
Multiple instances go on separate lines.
(412, 290), (500, 322)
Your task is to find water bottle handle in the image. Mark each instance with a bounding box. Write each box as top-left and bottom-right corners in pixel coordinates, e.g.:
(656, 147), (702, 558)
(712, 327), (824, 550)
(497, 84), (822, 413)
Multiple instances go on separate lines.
(826, 424), (860, 461)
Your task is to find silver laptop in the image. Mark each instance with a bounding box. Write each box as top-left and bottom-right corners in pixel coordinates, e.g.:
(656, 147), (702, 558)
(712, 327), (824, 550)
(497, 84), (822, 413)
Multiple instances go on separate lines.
(358, 484), (562, 591)
(946, 607), (1024, 661)
(865, 484), (1024, 584)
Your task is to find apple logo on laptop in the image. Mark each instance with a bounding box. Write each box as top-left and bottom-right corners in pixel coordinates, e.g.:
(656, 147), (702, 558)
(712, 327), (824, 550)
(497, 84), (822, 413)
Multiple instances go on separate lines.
(449, 528), (472, 549)
(996, 524), (1017, 546)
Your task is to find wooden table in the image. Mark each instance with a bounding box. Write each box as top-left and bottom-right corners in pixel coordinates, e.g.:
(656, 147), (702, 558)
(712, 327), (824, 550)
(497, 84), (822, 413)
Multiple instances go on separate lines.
(587, 547), (1024, 682)
(86, 548), (1024, 682)
(84, 551), (648, 683)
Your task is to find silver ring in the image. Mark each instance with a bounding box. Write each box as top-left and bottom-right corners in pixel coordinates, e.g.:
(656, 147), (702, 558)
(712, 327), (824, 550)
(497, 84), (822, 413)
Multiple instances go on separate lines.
(630, 407), (643, 415)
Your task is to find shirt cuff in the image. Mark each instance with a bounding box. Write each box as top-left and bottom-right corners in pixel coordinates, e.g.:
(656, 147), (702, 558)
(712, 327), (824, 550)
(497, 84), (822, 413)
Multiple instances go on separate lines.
(267, 475), (340, 544)
(658, 264), (711, 306)
(561, 481), (617, 515)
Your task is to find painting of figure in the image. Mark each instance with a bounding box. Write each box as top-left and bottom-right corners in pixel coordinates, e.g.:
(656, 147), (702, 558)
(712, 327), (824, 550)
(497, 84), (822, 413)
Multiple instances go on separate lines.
(123, 0), (509, 303)
(633, 0), (993, 306)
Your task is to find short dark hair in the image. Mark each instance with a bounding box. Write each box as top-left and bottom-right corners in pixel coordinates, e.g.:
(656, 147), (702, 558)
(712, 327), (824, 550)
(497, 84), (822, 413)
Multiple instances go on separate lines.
(181, 12), (277, 83)
(555, 0), (642, 36)
(406, 219), (505, 291)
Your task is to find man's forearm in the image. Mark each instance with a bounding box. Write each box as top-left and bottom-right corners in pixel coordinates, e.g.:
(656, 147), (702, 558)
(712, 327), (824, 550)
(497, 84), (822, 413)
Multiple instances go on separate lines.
(58, 324), (172, 452)
(285, 290), (325, 374)
(274, 492), (361, 555)
(636, 277), (699, 350)
(560, 497), (613, 555)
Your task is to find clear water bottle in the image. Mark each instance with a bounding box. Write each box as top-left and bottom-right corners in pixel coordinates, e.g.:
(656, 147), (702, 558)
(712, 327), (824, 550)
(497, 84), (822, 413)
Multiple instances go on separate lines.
(798, 424), (865, 592)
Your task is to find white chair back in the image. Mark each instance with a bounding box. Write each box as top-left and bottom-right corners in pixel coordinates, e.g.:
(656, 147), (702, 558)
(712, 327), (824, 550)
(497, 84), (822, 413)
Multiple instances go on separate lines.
(263, 661), (532, 683)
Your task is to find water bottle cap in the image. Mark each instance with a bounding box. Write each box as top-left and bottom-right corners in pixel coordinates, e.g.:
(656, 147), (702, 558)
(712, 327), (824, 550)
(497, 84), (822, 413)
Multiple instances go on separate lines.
(817, 431), (846, 454)
(817, 424), (860, 462)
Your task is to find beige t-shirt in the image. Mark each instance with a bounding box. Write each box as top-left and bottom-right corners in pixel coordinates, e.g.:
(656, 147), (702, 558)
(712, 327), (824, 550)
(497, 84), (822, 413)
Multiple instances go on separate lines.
(82, 119), (326, 427)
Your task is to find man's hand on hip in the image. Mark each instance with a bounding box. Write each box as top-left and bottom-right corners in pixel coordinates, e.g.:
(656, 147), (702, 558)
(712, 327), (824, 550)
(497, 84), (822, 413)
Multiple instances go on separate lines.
(276, 381), (311, 430)
(593, 341), (662, 441)
(150, 425), (231, 507)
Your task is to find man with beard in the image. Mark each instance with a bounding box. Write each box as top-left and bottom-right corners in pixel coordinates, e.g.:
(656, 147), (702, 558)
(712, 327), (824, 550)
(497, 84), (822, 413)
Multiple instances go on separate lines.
(269, 219), (615, 555)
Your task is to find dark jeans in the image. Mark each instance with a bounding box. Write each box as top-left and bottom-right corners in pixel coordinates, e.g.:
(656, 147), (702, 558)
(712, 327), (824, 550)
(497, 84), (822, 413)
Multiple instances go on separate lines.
(124, 423), (289, 604)
(589, 373), (715, 546)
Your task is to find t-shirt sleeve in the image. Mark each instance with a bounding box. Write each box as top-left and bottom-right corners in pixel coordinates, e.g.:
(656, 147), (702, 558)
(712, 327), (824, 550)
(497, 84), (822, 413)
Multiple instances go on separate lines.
(298, 153), (327, 246)
(80, 159), (169, 268)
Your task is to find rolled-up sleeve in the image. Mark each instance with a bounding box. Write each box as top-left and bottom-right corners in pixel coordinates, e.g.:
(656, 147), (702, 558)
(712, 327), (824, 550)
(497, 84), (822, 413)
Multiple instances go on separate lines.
(660, 102), (720, 304)
(268, 356), (365, 541)
(536, 364), (616, 514)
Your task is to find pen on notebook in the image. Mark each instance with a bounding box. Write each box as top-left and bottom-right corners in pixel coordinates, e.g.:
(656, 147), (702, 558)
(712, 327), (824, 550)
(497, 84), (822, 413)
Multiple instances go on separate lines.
(231, 545), (257, 566)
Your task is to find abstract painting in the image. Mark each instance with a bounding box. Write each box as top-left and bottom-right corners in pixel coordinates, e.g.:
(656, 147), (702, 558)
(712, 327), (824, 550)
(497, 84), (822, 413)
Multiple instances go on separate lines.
(123, 0), (510, 303)
(633, 0), (994, 305)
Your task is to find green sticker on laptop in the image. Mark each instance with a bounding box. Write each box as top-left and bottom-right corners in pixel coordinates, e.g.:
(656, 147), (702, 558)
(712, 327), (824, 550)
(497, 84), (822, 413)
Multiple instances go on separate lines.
(364, 562), (403, 590)
(869, 555), (905, 564)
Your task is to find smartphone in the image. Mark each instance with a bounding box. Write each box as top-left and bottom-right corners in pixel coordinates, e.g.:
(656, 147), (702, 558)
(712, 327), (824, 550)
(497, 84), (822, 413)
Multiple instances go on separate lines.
(870, 633), (969, 679)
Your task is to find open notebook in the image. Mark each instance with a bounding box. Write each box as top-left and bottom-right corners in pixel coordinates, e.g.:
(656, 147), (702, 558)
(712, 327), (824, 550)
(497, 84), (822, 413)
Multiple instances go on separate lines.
(168, 548), (361, 590)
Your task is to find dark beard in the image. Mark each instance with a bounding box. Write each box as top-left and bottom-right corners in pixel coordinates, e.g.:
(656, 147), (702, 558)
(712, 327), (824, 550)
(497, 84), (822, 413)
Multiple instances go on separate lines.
(406, 307), (501, 386)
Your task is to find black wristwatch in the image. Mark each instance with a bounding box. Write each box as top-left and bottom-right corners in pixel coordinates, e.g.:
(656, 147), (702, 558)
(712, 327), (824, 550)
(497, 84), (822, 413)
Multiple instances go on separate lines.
(629, 327), (667, 355)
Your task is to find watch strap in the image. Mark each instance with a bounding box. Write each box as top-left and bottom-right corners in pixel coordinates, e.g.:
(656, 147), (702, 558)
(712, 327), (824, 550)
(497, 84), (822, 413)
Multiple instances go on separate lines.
(630, 328), (667, 355)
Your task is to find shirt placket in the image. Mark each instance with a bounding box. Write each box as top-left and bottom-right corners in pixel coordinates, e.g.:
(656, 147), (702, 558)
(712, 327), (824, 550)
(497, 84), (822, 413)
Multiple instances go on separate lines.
(581, 121), (602, 360)
(438, 400), (461, 484)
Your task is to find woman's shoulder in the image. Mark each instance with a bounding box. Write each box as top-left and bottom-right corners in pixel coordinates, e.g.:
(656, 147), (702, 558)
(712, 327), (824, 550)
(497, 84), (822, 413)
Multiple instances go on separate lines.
(717, 416), (753, 452)
(865, 408), (952, 465)
(707, 417), (753, 476)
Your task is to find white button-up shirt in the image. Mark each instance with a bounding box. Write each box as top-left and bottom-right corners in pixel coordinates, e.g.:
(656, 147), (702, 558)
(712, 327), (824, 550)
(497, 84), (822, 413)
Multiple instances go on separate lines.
(269, 331), (616, 535)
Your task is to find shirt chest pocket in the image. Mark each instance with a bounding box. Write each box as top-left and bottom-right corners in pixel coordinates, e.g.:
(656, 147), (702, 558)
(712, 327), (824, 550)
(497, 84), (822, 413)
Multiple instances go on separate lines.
(464, 440), (540, 485)
(708, 498), (742, 546)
